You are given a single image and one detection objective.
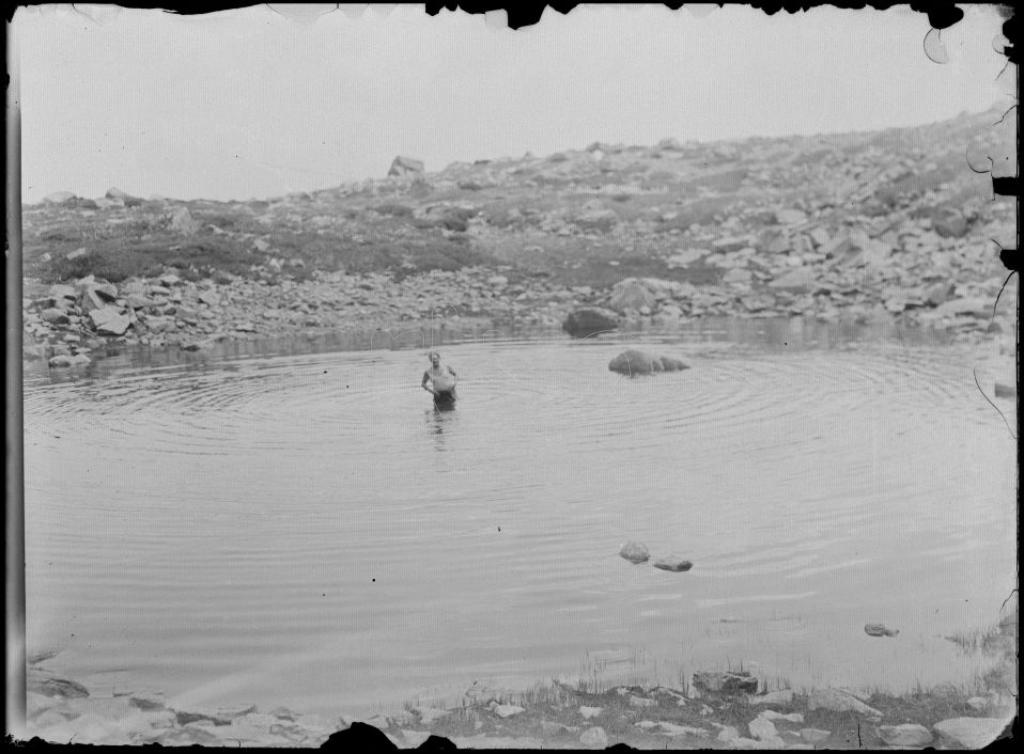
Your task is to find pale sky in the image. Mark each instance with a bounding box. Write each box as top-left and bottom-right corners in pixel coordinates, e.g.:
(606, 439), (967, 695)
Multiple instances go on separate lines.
(11, 3), (1013, 203)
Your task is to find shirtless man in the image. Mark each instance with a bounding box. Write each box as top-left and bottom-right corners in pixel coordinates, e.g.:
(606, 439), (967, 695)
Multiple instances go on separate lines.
(422, 351), (457, 409)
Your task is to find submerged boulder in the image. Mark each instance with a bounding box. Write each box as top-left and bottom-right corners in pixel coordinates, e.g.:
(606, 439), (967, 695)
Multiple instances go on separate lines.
(563, 307), (619, 337)
(608, 349), (689, 376)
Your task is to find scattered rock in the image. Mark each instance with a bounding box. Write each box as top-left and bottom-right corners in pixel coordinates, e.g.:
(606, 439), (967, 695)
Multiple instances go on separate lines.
(748, 716), (779, 741)
(540, 720), (577, 737)
(619, 541), (650, 564)
(579, 726), (608, 748)
(90, 307), (131, 336)
(775, 209), (808, 225)
(864, 623), (899, 637)
(931, 208), (969, 238)
(608, 349), (689, 376)
(412, 706), (448, 725)
(799, 728), (831, 744)
(768, 267), (817, 293)
(40, 308), (70, 325)
(491, 703), (524, 718)
(758, 710), (803, 723)
(716, 724), (740, 742)
(608, 278), (658, 313)
(877, 723), (933, 747)
(388, 156), (425, 178)
(932, 717), (1009, 749)
(652, 556), (693, 572)
(806, 688), (881, 719)
(693, 671), (759, 695)
(578, 706), (603, 719)
(749, 689), (794, 706)
(43, 190), (78, 205)
(629, 695), (657, 708)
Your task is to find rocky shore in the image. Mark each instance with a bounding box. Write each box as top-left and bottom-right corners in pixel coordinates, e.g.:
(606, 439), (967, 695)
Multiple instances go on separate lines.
(20, 106), (1016, 373)
(24, 660), (1015, 749)
(21, 606), (1017, 749)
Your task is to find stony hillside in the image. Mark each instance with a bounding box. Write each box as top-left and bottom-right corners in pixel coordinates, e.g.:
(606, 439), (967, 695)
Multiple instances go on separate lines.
(22, 106), (1017, 365)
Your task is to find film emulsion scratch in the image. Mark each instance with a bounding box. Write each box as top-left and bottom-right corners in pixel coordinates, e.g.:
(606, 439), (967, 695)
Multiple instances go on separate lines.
(10, 3), (1018, 750)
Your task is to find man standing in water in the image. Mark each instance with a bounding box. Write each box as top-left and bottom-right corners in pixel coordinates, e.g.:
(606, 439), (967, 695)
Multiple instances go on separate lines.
(422, 351), (458, 409)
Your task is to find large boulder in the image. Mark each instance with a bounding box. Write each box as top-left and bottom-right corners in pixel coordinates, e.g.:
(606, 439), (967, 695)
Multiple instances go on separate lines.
(563, 307), (619, 337)
(387, 156), (425, 178)
(932, 717), (1009, 749)
(608, 349), (689, 376)
(105, 186), (143, 207)
(608, 278), (658, 313)
(89, 307), (131, 336)
(168, 206), (198, 236)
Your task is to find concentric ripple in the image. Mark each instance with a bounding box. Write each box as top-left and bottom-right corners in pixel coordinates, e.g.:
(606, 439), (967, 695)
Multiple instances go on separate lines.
(23, 331), (1017, 718)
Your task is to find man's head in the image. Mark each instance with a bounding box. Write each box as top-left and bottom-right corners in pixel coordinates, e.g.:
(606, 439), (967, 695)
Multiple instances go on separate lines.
(428, 351), (441, 367)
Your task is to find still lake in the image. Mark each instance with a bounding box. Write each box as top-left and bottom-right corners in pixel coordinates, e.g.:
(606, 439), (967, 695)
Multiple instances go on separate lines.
(24, 318), (1016, 718)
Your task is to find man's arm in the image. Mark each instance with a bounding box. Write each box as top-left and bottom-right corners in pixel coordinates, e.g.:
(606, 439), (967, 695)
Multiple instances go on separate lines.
(447, 365), (457, 379)
(422, 371), (435, 393)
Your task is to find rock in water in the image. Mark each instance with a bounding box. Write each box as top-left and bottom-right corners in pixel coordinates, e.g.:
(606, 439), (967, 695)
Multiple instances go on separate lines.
(994, 382), (1015, 399)
(563, 307), (619, 337)
(619, 541), (650, 564)
(608, 349), (689, 376)
(877, 723), (933, 747)
(864, 623), (899, 637)
(652, 556), (693, 572)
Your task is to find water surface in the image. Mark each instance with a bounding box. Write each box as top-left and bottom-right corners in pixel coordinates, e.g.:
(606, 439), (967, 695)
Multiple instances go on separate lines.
(24, 318), (1017, 717)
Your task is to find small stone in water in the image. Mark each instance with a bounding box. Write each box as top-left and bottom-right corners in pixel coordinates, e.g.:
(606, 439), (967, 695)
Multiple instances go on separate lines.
(619, 541), (649, 564)
(864, 623), (899, 637)
(652, 556), (693, 572)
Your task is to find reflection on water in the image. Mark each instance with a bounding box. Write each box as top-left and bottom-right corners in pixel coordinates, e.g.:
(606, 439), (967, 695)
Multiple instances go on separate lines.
(425, 407), (459, 452)
(22, 318), (1016, 720)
